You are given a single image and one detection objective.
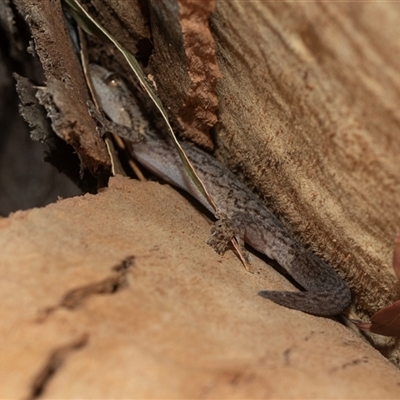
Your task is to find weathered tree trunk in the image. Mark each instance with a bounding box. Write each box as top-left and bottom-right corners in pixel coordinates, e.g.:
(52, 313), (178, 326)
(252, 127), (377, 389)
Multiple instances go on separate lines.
(2, 0), (400, 397)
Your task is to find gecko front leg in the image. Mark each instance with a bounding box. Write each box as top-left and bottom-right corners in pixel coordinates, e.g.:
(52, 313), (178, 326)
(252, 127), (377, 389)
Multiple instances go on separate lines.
(207, 212), (251, 263)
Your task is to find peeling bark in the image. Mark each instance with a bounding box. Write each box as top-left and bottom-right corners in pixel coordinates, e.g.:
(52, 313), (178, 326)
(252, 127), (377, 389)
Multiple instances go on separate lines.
(14, 0), (111, 187)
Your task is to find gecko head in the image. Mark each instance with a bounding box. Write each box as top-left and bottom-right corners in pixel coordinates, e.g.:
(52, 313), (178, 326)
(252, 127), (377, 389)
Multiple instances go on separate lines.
(89, 63), (135, 128)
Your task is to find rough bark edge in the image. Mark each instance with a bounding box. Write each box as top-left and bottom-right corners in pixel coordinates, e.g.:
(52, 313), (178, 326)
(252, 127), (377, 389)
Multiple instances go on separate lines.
(14, 0), (111, 188)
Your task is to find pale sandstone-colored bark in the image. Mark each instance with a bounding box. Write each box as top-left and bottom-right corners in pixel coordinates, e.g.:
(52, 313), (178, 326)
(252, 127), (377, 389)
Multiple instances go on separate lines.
(1, 176), (400, 399)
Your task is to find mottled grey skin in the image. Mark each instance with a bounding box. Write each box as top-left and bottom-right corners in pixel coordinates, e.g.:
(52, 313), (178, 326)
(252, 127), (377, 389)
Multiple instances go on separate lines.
(89, 64), (351, 316)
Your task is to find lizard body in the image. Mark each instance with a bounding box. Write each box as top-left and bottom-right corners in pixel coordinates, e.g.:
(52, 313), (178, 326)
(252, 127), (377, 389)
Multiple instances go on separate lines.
(89, 64), (351, 316)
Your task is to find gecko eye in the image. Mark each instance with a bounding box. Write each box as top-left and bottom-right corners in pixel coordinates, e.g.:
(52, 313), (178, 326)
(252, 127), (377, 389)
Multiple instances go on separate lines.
(105, 74), (121, 87)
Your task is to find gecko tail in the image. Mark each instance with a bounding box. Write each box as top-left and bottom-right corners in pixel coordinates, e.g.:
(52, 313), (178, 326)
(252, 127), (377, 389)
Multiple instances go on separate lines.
(258, 288), (351, 317)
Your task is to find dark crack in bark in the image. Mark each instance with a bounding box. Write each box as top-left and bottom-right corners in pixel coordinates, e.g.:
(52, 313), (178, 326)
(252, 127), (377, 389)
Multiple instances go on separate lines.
(27, 334), (89, 400)
(37, 256), (135, 321)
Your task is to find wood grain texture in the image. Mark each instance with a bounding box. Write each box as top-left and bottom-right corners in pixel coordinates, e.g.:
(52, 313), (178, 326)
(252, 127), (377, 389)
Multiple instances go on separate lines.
(1, 176), (400, 398)
(143, 0), (400, 361)
(208, 1), (400, 344)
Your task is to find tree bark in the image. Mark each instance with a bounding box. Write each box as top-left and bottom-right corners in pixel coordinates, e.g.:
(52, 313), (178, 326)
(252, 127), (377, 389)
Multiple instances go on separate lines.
(126, 0), (400, 361)
(2, 0), (400, 395)
(1, 176), (400, 398)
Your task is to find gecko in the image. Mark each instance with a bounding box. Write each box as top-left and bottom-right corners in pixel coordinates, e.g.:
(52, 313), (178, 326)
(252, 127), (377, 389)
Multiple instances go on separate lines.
(89, 63), (351, 317)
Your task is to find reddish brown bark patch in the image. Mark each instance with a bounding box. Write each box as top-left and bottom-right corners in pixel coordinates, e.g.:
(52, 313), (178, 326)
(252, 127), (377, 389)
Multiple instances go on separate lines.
(177, 0), (221, 148)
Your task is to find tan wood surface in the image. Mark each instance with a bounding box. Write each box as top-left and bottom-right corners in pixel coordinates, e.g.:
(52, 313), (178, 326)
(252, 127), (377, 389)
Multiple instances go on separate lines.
(4, 1), (400, 395)
(1, 177), (400, 398)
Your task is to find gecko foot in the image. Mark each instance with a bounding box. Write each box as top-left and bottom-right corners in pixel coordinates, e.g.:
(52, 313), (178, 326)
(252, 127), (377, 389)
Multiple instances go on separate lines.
(207, 215), (249, 260)
(258, 289), (351, 317)
(207, 217), (236, 255)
